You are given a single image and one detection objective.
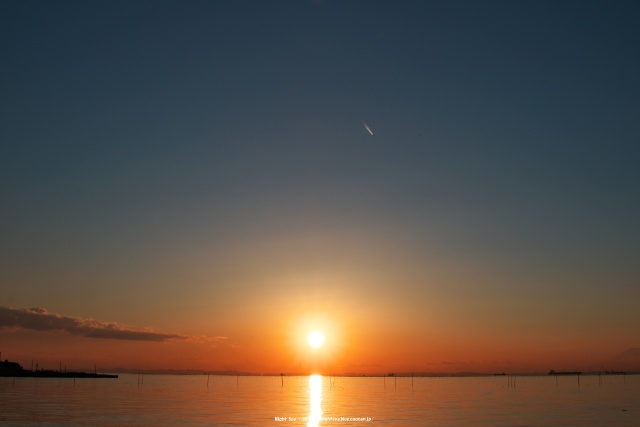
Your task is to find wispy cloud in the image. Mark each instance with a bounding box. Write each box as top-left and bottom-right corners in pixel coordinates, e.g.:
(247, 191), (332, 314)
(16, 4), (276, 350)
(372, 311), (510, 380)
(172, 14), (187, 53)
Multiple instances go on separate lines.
(616, 348), (640, 359)
(186, 335), (228, 347)
(0, 306), (196, 342)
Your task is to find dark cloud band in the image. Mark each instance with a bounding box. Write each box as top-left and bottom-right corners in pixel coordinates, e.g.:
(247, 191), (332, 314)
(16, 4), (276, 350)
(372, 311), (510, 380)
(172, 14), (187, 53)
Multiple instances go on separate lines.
(0, 306), (186, 342)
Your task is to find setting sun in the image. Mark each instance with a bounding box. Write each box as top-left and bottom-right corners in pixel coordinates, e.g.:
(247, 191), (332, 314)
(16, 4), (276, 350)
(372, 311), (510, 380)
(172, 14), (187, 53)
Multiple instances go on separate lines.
(306, 330), (325, 349)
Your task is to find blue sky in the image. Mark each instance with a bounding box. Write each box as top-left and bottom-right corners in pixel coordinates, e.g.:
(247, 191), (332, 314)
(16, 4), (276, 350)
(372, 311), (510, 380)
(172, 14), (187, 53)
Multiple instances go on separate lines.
(1, 0), (639, 372)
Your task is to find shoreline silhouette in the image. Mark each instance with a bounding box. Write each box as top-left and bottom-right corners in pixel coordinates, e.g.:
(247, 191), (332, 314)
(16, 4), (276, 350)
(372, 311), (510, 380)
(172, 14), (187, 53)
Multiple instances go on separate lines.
(0, 359), (117, 379)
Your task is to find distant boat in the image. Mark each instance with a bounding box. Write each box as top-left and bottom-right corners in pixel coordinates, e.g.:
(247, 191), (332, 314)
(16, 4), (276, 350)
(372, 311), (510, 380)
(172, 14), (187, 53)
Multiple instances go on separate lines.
(548, 370), (581, 376)
(0, 359), (117, 378)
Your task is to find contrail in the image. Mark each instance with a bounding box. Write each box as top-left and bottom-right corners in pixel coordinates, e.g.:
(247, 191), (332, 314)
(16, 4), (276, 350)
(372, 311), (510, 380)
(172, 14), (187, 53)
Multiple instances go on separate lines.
(363, 122), (374, 136)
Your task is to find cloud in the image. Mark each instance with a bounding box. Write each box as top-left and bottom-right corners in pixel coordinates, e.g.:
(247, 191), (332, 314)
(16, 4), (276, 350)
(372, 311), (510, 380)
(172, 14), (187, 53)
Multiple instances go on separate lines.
(0, 306), (189, 342)
(187, 335), (228, 345)
(616, 348), (640, 359)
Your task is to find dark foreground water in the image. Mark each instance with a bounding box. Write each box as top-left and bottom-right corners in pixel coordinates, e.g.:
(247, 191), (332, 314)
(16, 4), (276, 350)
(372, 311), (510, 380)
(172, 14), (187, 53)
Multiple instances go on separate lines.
(1, 373), (639, 426)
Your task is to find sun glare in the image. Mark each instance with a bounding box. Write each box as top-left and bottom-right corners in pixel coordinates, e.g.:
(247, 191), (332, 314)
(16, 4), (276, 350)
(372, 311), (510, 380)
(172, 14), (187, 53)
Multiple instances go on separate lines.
(307, 330), (325, 349)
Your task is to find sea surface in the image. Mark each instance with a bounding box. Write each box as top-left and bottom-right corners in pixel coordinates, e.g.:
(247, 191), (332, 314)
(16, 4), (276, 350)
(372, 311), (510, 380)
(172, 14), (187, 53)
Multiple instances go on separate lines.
(1, 373), (639, 426)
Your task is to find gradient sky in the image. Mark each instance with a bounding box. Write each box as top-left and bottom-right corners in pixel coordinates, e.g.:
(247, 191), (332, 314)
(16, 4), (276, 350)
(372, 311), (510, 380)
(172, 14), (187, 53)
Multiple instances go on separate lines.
(1, 0), (639, 374)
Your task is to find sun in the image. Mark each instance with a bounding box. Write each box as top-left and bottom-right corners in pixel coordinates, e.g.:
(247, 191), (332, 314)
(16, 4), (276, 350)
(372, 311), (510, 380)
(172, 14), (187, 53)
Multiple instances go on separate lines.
(306, 330), (325, 349)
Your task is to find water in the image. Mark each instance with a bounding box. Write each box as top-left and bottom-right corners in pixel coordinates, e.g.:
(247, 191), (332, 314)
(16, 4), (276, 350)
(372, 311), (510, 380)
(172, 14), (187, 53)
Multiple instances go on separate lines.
(1, 374), (639, 426)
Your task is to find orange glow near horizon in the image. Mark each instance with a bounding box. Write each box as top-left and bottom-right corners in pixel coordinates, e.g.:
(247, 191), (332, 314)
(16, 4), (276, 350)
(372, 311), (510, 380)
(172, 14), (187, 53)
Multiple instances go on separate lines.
(2, 322), (638, 375)
(2, 299), (639, 375)
(281, 311), (346, 374)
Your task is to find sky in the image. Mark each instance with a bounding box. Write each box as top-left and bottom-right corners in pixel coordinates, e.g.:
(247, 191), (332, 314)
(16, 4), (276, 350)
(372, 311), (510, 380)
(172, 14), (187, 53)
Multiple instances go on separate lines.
(1, 0), (639, 374)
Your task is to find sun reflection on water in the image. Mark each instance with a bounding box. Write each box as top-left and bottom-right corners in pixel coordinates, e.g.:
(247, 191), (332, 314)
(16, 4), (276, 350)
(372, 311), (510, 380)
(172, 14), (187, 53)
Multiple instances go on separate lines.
(307, 375), (322, 427)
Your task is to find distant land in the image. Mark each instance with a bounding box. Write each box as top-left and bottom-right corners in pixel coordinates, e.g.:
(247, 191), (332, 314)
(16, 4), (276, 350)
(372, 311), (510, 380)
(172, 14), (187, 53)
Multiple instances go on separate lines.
(3, 347), (637, 378)
(0, 359), (117, 378)
(3, 359), (637, 378)
(100, 368), (639, 377)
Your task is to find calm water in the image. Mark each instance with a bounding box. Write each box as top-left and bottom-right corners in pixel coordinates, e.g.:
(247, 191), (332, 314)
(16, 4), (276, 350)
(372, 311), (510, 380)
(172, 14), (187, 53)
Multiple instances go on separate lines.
(1, 374), (639, 426)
